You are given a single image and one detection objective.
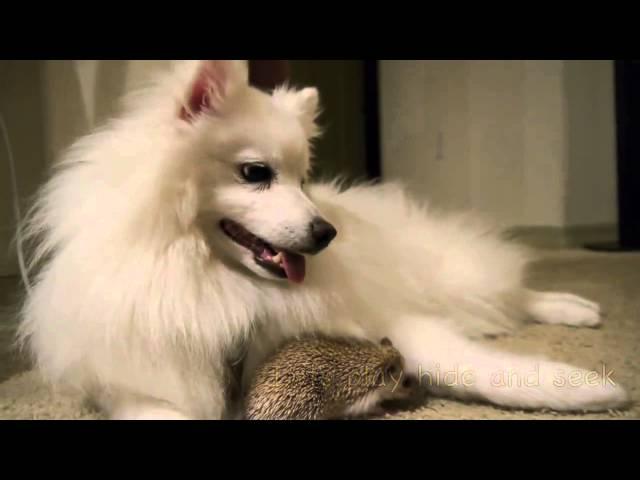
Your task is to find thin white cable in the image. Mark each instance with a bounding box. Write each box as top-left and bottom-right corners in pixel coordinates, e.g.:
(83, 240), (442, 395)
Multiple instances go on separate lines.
(0, 113), (32, 294)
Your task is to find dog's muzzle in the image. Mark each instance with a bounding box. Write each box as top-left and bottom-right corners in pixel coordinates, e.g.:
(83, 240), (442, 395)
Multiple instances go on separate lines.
(305, 217), (337, 254)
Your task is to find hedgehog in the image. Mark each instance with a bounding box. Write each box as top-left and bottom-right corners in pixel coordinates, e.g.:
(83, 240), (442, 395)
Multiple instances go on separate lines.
(243, 336), (418, 420)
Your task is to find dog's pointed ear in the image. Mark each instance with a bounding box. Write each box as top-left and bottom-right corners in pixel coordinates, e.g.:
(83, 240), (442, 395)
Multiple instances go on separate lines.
(273, 86), (322, 139)
(295, 87), (321, 139)
(179, 60), (248, 122)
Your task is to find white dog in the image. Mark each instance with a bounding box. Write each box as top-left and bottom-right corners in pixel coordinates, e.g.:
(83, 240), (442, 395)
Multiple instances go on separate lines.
(17, 60), (629, 419)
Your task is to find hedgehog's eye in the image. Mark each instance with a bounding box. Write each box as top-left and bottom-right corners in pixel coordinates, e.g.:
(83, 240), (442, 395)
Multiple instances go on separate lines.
(402, 377), (415, 389)
(386, 364), (400, 378)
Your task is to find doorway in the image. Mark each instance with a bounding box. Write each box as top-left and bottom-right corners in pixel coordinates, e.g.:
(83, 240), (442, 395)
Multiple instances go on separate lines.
(289, 60), (380, 182)
(614, 60), (640, 249)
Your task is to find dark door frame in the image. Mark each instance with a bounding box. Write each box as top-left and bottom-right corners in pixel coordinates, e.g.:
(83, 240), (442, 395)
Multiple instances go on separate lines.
(248, 60), (383, 182)
(614, 60), (640, 249)
(363, 60), (382, 181)
(587, 60), (640, 251)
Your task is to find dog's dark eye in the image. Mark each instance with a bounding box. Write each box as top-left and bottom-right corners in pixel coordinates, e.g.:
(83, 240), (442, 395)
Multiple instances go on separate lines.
(240, 163), (274, 185)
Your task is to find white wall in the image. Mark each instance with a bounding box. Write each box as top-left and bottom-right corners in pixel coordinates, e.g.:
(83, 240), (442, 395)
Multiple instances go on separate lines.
(42, 60), (174, 166)
(564, 61), (618, 226)
(2, 60), (618, 275)
(381, 61), (472, 212)
(0, 61), (174, 275)
(1, 61), (47, 276)
(380, 60), (617, 229)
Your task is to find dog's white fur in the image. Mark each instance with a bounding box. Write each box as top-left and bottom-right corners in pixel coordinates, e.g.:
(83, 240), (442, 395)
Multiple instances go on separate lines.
(18, 60), (629, 419)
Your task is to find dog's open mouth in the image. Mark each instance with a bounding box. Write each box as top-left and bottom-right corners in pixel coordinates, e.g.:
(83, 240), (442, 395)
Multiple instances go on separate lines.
(220, 219), (306, 284)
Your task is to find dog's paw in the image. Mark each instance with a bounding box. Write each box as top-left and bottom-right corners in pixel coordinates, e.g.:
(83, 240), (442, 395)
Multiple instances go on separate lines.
(561, 381), (630, 412)
(480, 360), (631, 413)
(528, 292), (603, 328)
(536, 362), (630, 412)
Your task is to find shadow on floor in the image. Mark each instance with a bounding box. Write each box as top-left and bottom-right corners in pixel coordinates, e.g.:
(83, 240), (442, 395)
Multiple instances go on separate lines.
(0, 276), (30, 383)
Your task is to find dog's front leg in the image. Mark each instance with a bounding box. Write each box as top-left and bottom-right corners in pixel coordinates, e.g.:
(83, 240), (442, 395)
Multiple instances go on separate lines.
(385, 315), (630, 412)
(100, 388), (223, 420)
(111, 402), (194, 420)
(106, 393), (196, 420)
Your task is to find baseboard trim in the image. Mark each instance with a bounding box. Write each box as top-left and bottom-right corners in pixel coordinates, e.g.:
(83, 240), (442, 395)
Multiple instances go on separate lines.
(506, 224), (618, 249)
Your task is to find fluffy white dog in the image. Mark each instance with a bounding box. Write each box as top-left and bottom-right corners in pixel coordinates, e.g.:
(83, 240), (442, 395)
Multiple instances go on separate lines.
(18, 60), (629, 419)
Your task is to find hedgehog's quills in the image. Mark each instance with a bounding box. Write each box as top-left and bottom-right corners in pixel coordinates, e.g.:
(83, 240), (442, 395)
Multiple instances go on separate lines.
(243, 335), (419, 420)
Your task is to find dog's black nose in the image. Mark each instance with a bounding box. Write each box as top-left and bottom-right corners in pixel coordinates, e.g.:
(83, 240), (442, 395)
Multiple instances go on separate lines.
(310, 217), (337, 252)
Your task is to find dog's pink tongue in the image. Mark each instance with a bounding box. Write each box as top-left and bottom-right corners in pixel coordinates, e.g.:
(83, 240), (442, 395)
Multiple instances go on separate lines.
(282, 252), (305, 284)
